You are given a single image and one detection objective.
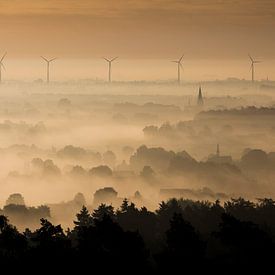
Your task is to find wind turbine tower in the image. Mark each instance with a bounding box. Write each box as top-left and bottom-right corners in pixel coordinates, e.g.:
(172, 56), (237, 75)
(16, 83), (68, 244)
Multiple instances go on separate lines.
(41, 56), (57, 84)
(103, 57), (118, 83)
(248, 54), (261, 82)
(0, 52), (7, 84)
(172, 54), (184, 84)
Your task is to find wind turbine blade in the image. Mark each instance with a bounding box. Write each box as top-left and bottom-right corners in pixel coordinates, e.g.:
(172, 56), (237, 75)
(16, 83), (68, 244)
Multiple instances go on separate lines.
(248, 54), (254, 62)
(41, 56), (49, 62)
(111, 57), (118, 62)
(49, 57), (57, 62)
(179, 54), (184, 62)
(180, 63), (184, 69)
(1, 52), (7, 62)
(103, 57), (110, 62)
(171, 61), (178, 63)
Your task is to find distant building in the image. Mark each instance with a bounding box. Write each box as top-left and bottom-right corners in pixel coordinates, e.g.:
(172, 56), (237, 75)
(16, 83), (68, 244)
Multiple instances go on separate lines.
(197, 86), (204, 106)
(216, 143), (220, 157)
(207, 144), (233, 164)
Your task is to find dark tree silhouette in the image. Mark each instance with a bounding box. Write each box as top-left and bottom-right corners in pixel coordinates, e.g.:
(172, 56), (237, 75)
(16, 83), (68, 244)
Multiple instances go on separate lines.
(0, 198), (275, 273)
(74, 206), (93, 227)
(156, 213), (205, 272)
(92, 203), (115, 221)
(0, 215), (27, 268)
(213, 213), (275, 272)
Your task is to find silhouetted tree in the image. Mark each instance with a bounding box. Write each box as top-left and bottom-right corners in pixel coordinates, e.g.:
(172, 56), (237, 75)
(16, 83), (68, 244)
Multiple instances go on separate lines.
(0, 197), (275, 272)
(93, 187), (118, 206)
(74, 206), (93, 228)
(0, 215), (27, 266)
(89, 165), (112, 177)
(213, 213), (275, 272)
(140, 165), (155, 179)
(92, 204), (115, 221)
(156, 199), (183, 235)
(156, 213), (205, 272)
(26, 218), (71, 270)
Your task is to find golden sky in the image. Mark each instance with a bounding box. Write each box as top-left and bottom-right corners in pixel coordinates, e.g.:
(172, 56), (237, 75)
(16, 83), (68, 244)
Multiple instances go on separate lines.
(0, 0), (275, 58)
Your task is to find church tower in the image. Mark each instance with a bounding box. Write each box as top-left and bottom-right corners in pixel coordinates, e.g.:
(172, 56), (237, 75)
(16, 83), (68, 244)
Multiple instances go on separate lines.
(216, 144), (220, 157)
(197, 86), (204, 106)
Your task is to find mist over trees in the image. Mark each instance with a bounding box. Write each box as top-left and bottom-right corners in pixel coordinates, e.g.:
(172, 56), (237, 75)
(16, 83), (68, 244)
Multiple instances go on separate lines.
(1, 0), (275, 270)
(0, 80), (274, 271)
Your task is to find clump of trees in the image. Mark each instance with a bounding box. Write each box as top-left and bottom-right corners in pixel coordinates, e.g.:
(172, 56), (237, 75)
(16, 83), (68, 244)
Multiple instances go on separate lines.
(1, 197), (275, 272)
(31, 158), (61, 176)
(57, 145), (101, 163)
(0, 203), (50, 231)
(198, 106), (275, 117)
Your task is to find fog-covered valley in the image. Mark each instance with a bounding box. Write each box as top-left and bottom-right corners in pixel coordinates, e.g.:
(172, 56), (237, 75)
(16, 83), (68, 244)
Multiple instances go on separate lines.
(0, 80), (274, 229)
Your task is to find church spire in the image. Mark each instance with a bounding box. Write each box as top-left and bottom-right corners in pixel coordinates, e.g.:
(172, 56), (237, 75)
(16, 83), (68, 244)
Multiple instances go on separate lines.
(197, 86), (204, 106)
(216, 144), (220, 157)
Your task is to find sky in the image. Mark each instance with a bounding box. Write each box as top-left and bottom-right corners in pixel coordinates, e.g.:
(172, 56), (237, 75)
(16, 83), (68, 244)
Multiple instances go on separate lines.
(0, 0), (274, 81)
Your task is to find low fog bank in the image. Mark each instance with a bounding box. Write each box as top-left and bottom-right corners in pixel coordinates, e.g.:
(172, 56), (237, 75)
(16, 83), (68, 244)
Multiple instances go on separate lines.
(2, 144), (275, 229)
(0, 80), (274, 229)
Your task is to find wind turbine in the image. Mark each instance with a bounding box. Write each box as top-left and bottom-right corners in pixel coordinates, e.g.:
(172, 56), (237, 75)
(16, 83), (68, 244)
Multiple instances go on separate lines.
(248, 54), (261, 82)
(103, 57), (118, 83)
(41, 56), (57, 84)
(172, 54), (184, 84)
(0, 52), (7, 84)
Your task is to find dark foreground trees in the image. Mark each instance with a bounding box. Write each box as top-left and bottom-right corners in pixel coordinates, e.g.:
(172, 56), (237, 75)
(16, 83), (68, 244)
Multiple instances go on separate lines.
(1, 198), (275, 273)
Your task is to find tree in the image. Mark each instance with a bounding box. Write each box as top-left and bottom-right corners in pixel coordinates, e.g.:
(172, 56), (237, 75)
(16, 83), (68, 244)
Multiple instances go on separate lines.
(93, 187), (118, 206)
(74, 206), (93, 228)
(73, 193), (87, 207)
(166, 213), (205, 257)
(92, 214), (149, 272)
(130, 145), (176, 171)
(214, 213), (275, 271)
(103, 150), (116, 168)
(34, 219), (65, 242)
(119, 198), (129, 213)
(89, 165), (112, 177)
(241, 149), (269, 169)
(43, 159), (61, 176)
(92, 204), (115, 221)
(116, 200), (140, 232)
(6, 193), (25, 206)
(156, 213), (205, 272)
(156, 199), (183, 234)
(140, 165), (155, 179)
(25, 219), (72, 271)
(0, 215), (27, 263)
(224, 197), (256, 221)
(70, 166), (87, 177)
(0, 216), (9, 232)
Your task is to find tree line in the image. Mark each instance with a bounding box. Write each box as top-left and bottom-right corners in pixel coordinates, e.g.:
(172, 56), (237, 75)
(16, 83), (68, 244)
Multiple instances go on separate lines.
(1, 197), (275, 273)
